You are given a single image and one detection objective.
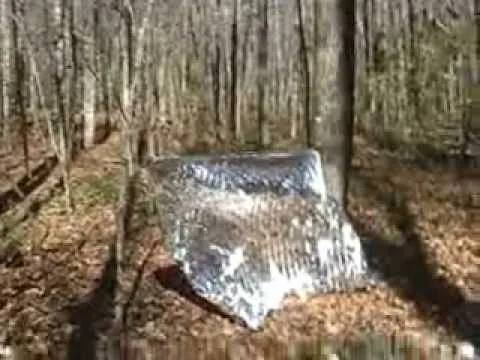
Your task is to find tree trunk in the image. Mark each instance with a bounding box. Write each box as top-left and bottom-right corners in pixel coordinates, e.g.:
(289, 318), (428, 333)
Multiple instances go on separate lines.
(229, 0), (239, 140)
(120, 0), (134, 123)
(468, 0), (480, 155)
(273, 0), (282, 123)
(12, 0), (29, 177)
(52, 0), (73, 213)
(97, 3), (112, 135)
(68, 0), (79, 154)
(213, 0), (222, 138)
(1, 0), (10, 147)
(362, 0), (372, 75)
(112, 2), (154, 356)
(257, 0), (268, 148)
(476, 0), (480, 80)
(312, 0), (320, 143)
(337, 0), (356, 206)
(406, 0), (419, 125)
(317, 0), (356, 206)
(295, 0), (311, 147)
(83, 16), (96, 149)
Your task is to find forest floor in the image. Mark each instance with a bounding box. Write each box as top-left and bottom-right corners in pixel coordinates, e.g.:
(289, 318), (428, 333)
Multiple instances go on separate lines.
(0, 129), (478, 359)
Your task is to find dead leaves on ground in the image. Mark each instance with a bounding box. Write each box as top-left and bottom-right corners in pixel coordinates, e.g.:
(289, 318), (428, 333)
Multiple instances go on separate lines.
(0, 134), (478, 358)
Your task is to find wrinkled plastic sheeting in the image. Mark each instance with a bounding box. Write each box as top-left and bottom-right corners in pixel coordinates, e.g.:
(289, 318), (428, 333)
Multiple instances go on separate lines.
(143, 149), (380, 329)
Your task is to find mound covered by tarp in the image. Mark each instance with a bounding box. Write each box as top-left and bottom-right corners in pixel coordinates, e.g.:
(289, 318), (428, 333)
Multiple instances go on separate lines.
(140, 149), (380, 329)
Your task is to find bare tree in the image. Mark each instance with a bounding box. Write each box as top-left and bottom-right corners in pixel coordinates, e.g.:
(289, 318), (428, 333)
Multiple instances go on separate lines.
(406, 0), (419, 123)
(83, 2), (96, 149)
(468, 0), (480, 154)
(311, 0), (321, 142)
(476, 0), (480, 80)
(316, 0), (356, 205)
(362, 0), (372, 75)
(295, 0), (311, 147)
(68, 0), (80, 155)
(229, 0), (239, 140)
(0, 0), (10, 147)
(111, 1), (154, 357)
(213, 0), (223, 139)
(338, 0), (356, 206)
(272, 0), (283, 124)
(51, 0), (74, 212)
(257, 0), (268, 147)
(11, 0), (30, 176)
(0, 0), (474, 218)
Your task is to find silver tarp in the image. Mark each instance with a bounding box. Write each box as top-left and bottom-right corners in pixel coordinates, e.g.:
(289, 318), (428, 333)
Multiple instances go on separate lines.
(142, 149), (380, 329)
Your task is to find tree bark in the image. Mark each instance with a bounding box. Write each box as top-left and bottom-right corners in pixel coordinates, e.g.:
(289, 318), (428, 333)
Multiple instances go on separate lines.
(318, 0), (356, 206)
(406, 0), (419, 124)
(337, 0), (356, 206)
(229, 0), (239, 140)
(52, 0), (73, 213)
(257, 0), (268, 148)
(11, 0), (29, 177)
(212, 0), (222, 137)
(111, 2), (155, 357)
(476, 0), (480, 80)
(83, 10), (96, 149)
(295, 0), (311, 147)
(1, 0), (10, 147)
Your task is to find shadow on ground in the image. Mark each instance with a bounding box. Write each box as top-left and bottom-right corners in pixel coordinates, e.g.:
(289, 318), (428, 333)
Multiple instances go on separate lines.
(63, 150), (479, 358)
(65, 243), (117, 360)
(351, 167), (479, 350)
(64, 223), (167, 360)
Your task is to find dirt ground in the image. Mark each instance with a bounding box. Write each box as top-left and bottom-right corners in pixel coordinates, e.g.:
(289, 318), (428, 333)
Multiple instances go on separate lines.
(0, 131), (478, 359)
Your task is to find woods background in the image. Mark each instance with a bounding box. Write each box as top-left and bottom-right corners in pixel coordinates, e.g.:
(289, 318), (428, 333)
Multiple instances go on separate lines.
(1, 0), (478, 177)
(0, 1), (479, 358)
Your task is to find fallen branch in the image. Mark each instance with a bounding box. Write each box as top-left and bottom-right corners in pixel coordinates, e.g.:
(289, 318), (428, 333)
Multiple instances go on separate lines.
(0, 126), (114, 224)
(0, 167), (63, 237)
(0, 154), (58, 216)
(0, 170), (26, 200)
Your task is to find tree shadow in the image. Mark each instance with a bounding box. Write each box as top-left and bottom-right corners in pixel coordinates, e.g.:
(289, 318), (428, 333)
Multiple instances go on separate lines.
(351, 170), (479, 350)
(64, 221), (171, 360)
(65, 243), (117, 360)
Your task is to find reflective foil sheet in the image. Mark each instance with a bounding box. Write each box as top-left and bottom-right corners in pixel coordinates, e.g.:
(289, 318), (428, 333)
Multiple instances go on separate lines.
(143, 149), (379, 329)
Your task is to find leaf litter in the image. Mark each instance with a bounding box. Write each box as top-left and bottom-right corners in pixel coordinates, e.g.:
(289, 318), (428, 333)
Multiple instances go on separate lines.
(0, 132), (478, 359)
